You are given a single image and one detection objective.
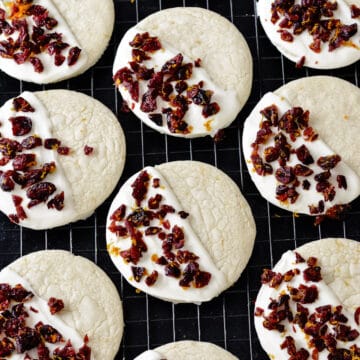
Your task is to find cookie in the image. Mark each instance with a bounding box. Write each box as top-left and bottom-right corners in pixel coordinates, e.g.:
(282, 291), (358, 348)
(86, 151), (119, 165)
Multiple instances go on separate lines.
(242, 76), (360, 221)
(254, 238), (360, 359)
(0, 0), (114, 83)
(113, 7), (252, 138)
(106, 161), (256, 303)
(134, 341), (238, 360)
(0, 90), (126, 229)
(257, 0), (360, 69)
(3, 250), (123, 359)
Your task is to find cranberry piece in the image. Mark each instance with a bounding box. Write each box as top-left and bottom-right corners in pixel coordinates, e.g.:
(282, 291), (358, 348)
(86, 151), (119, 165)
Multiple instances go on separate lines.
(37, 343), (50, 360)
(275, 166), (295, 184)
(302, 180), (311, 190)
(67, 46), (81, 66)
(35, 322), (63, 343)
(47, 297), (64, 314)
(29, 57), (43, 73)
(47, 192), (65, 211)
(280, 336), (296, 355)
(0, 337), (15, 357)
(140, 88), (157, 113)
(9, 116), (32, 136)
(145, 271), (158, 286)
(148, 113), (163, 126)
(278, 29), (294, 41)
(153, 178), (160, 188)
(296, 56), (306, 68)
(351, 4), (360, 18)
(13, 97), (34, 112)
(47, 40), (69, 55)
(15, 327), (40, 353)
(13, 154), (36, 171)
(294, 164), (313, 177)
(110, 204), (126, 221)
(290, 284), (318, 303)
(113, 67), (139, 102)
(21, 136), (42, 149)
(317, 155), (341, 170)
(44, 138), (61, 149)
(337, 175), (347, 189)
(54, 54), (65, 66)
(127, 208), (151, 227)
(202, 102), (220, 118)
(187, 85), (212, 105)
(314, 170), (331, 182)
(131, 267), (145, 282)
(260, 105), (279, 125)
(131, 170), (150, 206)
(53, 340), (76, 358)
(1, 171), (15, 191)
(57, 146), (70, 155)
(145, 226), (161, 236)
(264, 146), (280, 162)
(303, 266), (322, 282)
(26, 182), (56, 202)
(84, 145), (94, 155)
(161, 53), (183, 74)
(178, 210), (189, 219)
(164, 262), (181, 278)
(148, 194), (162, 209)
(132, 48), (150, 62)
(296, 145), (314, 165)
(194, 271), (211, 288)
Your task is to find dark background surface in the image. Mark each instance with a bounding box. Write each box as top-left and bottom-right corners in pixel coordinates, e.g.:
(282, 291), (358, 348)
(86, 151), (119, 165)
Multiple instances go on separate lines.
(0, 0), (359, 359)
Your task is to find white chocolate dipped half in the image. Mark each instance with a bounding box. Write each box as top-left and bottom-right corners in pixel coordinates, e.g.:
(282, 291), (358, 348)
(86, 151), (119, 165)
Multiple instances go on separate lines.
(254, 238), (360, 359)
(0, 0), (114, 83)
(134, 341), (238, 360)
(0, 90), (125, 229)
(242, 77), (360, 219)
(6, 250), (124, 360)
(113, 7), (252, 138)
(106, 161), (256, 303)
(257, 0), (360, 69)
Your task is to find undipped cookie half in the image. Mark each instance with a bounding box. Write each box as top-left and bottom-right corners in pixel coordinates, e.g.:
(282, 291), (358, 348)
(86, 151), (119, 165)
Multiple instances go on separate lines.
(257, 0), (360, 69)
(0, 0), (115, 83)
(134, 340), (238, 360)
(254, 238), (360, 359)
(242, 76), (360, 221)
(0, 90), (126, 229)
(106, 161), (256, 303)
(3, 250), (123, 359)
(113, 7), (252, 138)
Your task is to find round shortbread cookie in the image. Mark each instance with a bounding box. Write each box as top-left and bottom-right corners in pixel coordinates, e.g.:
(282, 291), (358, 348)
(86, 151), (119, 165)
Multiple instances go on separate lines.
(257, 0), (360, 69)
(113, 7), (252, 138)
(7, 250), (123, 360)
(297, 237), (360, 311)
(0, 90), (126, 229)
(106, 161), (256, 303)
(242, 76), (360, 218)
(254, 238), (360, 359)
(135, 340), (238, 360)
(0, 0), (114, 83)
(275, 76), (360, 179)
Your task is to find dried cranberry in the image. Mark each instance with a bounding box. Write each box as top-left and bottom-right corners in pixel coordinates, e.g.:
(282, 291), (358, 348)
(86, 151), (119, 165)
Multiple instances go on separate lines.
(9, 116), (32, 136)
(1, 171), (15, 191)
(164, 262), (181, 278)
(0, 337), (15, 357)
(294, 164), (313, 177)
(26, 182), (56, 203)
(44, 138), (60, 149)
(35, 322), (63, 343)
(113, 67), (139, 102)
(15, 327), (40, 353)
(83, 145), (93, 155)
(13, 153), (36, 171)
(140, 88), (157, 112)
(275, 166), (295, 184)
(260, 105), (279, 125)
(53, 340), (76, 358)
(302, 180), (311, 190)
(148, 194), (162, 209)
(264, 147), (280, 162)
(296, 56), (306, 68)
(131, 170), (150, 206)
(337, 175), (347, 189)
(47, 297), (64, 315)
(278, 29), (294, 41)
(110, 204), (126, 221)
(13, 97), (34, 112)
(67, 46), (81, 66)
(195, 271), (211, 288)
(29, 56), (43, 73)
(303, 266), (322, 282)
(351, 4), (360, 18)
(145, 271), (158, 286)
(202, 102), (220, 118)
(21, 136), (42, 149)
(132, 48), (150, 62)
(290, 284), (318, 303)
(314, 171), (331, 182)
(178, 210), (189, 219)
(57, 146), (70, 155)
(296, 145), (314, 165)
(317, 155), (341, 170)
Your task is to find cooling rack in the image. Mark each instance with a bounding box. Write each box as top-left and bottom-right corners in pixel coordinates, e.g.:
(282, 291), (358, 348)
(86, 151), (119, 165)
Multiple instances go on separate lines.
(0, 0), (359, 359)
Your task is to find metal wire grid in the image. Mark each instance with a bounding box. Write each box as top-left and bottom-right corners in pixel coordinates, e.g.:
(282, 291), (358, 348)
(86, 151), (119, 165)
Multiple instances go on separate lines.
(0, 0), (359, 359)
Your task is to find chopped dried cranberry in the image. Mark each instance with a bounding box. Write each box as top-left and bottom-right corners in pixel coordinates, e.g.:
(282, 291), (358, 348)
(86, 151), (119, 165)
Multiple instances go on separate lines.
(294, 164), (313, 177)
(296, 145), (314, 165)
(29, 56), (43, 72)
(21, 136), (42, 149)
(337, 175), (347, 189)
(132, 48), (150, 62)
(9, 116), (32, 136)
(254, 307), (264, 316)
(44, 138), (61, 149)
(13, 97), (34, 112)
(35, 322), (63, 343)
(275, 166), (295, 184)
(264, 146), (280, 162)
(303, 266), (322, 282)
(54, 54), (65, 66)
(351, 4), (360, 18)
(302, 180), (311, 190)
(317, 155), (341, 170)
(148, 194), (162, 209)
(26, 182), (56, 203)
(145, 226), (161, 236)
(202, 102), (220, 118)
(127, 208), (151, 227)
(296, 56), (306, 69)
(131, 266), (146, 282)
(53, 340), (76, 358)
(110, 205), (126, 221)
(83, 145), (94, 156)
(314, 170), (331, 182)
(140, 88), (157, 113)
(278, 29), (294, 41)
(15, 327), (40, 353)
(178, 210), (189, 219)
(334, 323), (359, 341)
(67, 46), (81, 66)
(131, 170), (150, 206)
(47, 297), (64, 315)
(145, 271), (158, 286)
(148, 113), (162, 126)
(57, 146), (70, 155)
(113, 67), (139, 102)
(156, 256), (168, 266)
(1, 170), (15, 191)
(0, 337), (15, 357)
(13, 153), (36, 171)
(280, 336), (296, 355)
(195, 271), (211, 288)
(176, 250), (199, 264)
(355, 307), (360, 325)
(290, 284), (318, 303)
(164, 262), (181, 278)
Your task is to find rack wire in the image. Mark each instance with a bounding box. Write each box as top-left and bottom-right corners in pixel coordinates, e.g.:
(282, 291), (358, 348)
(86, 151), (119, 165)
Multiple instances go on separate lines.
(0, 0), (359, 359)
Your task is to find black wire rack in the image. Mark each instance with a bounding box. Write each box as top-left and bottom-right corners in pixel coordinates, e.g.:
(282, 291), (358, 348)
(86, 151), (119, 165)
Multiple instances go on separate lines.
(0, 0), (359, 359)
